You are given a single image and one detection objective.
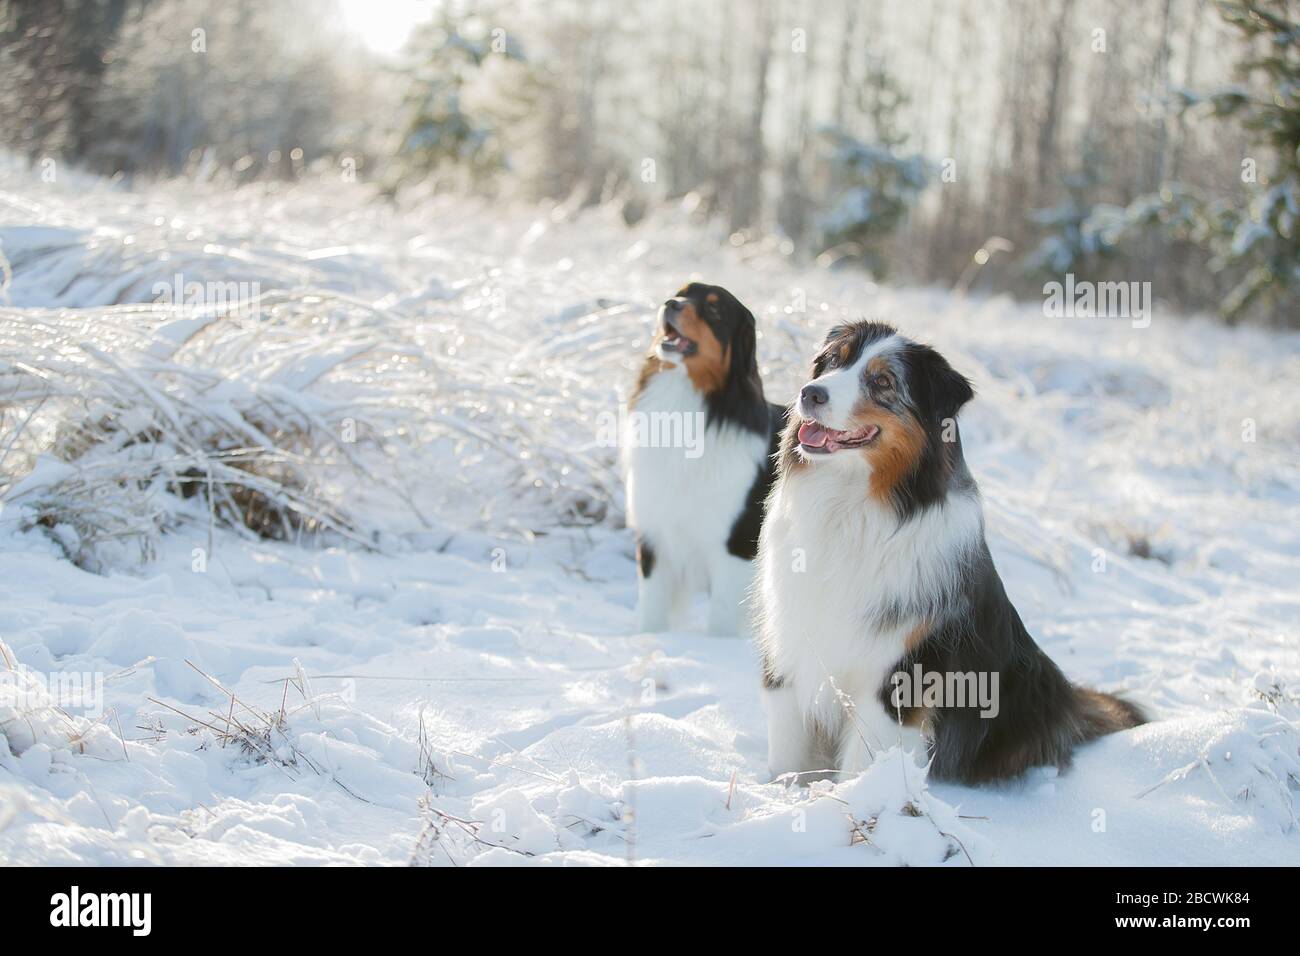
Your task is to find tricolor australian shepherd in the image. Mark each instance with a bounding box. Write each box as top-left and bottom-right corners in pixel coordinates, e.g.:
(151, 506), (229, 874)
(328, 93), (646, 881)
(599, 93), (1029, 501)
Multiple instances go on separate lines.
(624, 283), (785, 635)
(756, 322), (1145, 784)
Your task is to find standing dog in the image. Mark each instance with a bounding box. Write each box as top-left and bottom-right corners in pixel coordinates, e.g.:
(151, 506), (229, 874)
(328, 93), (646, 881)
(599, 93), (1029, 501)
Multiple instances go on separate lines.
(624, 283), (785, 635)
(755, 322), (1144, 784)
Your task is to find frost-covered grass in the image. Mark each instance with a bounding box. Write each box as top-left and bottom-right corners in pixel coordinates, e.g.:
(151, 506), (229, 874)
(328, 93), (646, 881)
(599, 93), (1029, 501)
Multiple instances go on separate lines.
(0, 298), (400, 568)
(1, 157), (1298, 865)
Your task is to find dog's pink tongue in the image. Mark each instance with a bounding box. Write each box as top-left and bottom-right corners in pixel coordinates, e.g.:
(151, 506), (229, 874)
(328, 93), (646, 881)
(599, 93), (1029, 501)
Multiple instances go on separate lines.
(798, 421), (830, 447)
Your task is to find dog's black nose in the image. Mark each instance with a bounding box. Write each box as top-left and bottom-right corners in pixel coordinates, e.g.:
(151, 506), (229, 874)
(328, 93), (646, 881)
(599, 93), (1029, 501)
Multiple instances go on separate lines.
(800, 384), (829, 406)
(664, 298), (685, 311)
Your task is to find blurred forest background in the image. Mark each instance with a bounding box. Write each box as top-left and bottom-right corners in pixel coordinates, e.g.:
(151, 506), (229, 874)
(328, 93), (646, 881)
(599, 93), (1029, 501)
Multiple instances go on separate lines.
(1, 0), (1296, 325)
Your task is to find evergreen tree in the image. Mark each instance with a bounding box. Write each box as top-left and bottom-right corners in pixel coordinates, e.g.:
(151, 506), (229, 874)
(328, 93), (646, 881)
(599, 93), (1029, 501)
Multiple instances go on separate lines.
(386, 7), (524, 194)
(1022, 143), (1116, 276)
(1193, 0), (1300, 320)
(1022, 1), (1298, 324)
(817, 60), (930, 278)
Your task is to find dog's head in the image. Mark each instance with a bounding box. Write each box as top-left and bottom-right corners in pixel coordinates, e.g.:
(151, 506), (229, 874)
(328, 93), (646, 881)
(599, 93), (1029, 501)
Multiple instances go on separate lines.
(655, 283), (757, 394)
(792, 321), (973, 501)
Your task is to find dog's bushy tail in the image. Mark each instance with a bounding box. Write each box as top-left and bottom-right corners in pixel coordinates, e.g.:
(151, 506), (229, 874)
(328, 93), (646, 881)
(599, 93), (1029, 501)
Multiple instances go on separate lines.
(1074, 687), (1147, 741)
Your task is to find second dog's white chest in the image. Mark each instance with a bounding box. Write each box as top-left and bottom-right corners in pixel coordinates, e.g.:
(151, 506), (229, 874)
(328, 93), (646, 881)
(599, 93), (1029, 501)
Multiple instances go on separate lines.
(756, 462), (983, 723)
(623, 366), (766, 558)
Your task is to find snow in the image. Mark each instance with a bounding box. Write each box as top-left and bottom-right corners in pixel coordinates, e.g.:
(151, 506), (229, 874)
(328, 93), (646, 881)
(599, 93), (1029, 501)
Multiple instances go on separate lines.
(1, 157), (1299, 866)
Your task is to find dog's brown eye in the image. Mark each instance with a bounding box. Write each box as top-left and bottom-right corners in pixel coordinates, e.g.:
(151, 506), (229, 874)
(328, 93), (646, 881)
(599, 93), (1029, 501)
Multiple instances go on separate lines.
(873, 374), (892, 389)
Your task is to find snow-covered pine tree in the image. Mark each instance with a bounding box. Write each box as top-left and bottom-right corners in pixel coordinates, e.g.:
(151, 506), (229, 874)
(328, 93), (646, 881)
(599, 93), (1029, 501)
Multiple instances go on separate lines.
(816, 59), (930, 278)
(1022, 1), (1297, 325)
(1022, 143), (1118, 277)
(1051, 1), (1298, 324)
(1193, 0), (1300, 321)
(386, 6), (524, 195)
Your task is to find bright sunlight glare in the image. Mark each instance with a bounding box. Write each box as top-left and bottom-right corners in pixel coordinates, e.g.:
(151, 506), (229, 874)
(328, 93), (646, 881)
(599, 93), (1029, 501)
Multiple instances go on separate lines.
(338, 0), (434, 56)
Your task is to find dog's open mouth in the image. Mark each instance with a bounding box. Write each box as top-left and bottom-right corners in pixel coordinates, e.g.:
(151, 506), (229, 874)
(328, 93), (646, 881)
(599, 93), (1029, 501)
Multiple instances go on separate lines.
(660, 317), (697, 356)
(797, 420), (880, 454)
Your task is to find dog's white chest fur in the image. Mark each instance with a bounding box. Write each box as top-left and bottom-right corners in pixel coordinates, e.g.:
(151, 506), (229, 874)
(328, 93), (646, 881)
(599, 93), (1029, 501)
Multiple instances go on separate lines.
(756, 459), (982, 770)
(624, 365), (767, 634)
(624, 366), (765, 558)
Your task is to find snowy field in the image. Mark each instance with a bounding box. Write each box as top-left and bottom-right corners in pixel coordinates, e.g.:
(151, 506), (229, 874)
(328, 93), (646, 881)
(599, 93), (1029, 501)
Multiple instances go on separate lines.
(1, 160), (1298, 866)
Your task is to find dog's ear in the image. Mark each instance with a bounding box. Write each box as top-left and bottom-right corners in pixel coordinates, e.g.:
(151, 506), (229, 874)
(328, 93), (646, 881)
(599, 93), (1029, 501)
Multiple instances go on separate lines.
(728, 300), (758, 375)
(913, 344), (974, 422)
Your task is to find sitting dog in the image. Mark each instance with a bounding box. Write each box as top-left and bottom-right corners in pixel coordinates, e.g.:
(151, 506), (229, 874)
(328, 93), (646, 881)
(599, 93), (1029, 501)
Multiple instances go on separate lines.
(624, 283), (785, 635)
(755, 321), (1145, 783)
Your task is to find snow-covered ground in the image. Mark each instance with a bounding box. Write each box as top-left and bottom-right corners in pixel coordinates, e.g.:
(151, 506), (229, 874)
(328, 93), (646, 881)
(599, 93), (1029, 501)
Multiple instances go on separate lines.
(1, 160), (1298, 865)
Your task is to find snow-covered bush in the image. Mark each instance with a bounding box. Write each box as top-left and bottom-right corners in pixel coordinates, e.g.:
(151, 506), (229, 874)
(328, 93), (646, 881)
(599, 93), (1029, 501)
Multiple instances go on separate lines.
(0, 298), (410, 570)
(1022, 152), (1117, 277)
(817, 130), (930, 278)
